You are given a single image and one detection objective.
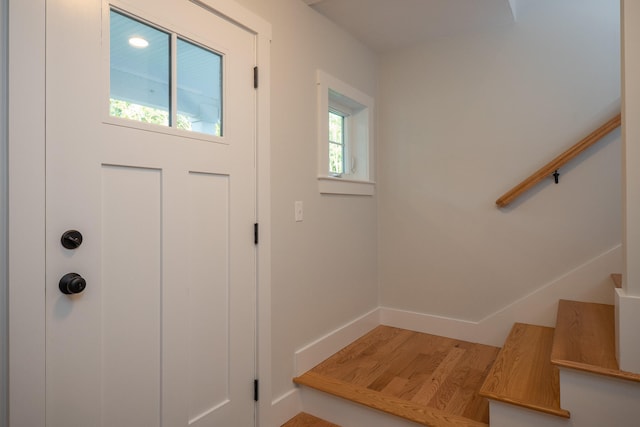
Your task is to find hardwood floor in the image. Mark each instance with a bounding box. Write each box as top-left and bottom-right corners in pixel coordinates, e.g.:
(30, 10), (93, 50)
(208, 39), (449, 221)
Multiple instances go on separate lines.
(294, 325), (500, 426)
(282, 412), (341, 427)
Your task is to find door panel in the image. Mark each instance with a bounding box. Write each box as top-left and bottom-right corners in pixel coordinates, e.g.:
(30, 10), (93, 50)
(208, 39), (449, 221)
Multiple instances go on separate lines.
(45, 1), (257, 426)
(102, 165), (162, 426)
(187, 172), (231, 422)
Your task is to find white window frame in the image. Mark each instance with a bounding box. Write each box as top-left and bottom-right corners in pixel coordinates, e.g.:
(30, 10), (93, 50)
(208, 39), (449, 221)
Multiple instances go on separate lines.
(317, 70), (375, 196)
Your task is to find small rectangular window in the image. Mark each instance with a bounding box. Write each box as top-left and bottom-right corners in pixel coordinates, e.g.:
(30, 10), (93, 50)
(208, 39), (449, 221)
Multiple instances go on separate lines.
(328, 110), (345, 175)
(177, 38), (223, 137)
(109, 8), (224, 138)
(109, 10), (171, 126)
(317, 70), (375, 196)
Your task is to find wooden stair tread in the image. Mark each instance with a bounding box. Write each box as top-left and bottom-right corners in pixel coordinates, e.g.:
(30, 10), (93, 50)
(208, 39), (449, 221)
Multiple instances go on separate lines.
(479, 323), (569, 418)
(551, 299), (640, 382)
(281, 412), (341, 427)
(611, 273), (622, 289)
(293, 325), (498, 427)
(295, 371), (488, 427)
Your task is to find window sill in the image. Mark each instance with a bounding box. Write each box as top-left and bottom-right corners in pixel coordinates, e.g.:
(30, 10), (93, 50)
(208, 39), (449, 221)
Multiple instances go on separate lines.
(317, 176), (375, 196)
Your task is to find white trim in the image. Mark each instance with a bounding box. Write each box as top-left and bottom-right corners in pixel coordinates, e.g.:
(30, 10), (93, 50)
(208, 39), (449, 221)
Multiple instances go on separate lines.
(271, 389), (302, 427)
(380, 307), (482, 343)
(318, 176), (375, 196)
(196, 0), (272, 38)
(0, 0), (8, 425)
(253, 14), (273, 427)
(621, 0), (640, 299)
(294, 308), (379, 376)
(7, 1), (271, 426)
(8, 0), (47, 426)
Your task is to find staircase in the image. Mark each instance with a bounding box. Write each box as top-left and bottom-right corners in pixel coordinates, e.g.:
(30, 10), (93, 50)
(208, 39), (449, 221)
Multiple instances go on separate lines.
(289, 277), (640, 426)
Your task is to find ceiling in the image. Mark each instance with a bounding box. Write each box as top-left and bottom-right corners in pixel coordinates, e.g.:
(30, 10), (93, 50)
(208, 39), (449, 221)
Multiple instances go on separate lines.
(303, 0), (518, 53)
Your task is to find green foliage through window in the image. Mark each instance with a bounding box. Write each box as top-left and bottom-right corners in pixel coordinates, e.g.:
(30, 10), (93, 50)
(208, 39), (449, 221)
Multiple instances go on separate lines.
(110, 98), (204, 131)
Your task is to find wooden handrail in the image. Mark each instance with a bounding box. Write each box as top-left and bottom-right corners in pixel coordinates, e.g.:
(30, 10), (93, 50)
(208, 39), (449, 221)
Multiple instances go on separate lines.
(496, 114), (621, 208)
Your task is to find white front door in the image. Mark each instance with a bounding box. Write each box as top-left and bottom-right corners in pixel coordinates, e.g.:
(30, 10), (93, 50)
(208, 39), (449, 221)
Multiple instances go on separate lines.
(45, 1), (257, 426)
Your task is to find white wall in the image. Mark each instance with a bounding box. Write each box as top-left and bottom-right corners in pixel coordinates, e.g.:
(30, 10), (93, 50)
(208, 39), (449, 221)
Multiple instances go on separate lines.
(228, 0), (379, 400)
(378, 0), (621, 321)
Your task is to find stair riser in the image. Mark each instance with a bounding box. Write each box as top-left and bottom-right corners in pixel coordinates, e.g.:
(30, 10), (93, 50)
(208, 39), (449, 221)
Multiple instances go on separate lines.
(615, 289), (640, 373)
(560, 369), (640, 427)
(300, 387), (426, 427)
(488, 401), (570, 427)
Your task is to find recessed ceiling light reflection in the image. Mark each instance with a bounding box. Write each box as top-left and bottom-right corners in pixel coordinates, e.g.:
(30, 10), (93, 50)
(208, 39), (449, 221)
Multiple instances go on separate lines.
(128, 37), (149, 48)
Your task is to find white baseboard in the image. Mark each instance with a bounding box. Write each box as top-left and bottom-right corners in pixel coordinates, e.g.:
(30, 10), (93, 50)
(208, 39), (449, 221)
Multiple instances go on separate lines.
(294, 308), (379, 376)
(270, 388), (301, 427)
(381, 245), (622, 347)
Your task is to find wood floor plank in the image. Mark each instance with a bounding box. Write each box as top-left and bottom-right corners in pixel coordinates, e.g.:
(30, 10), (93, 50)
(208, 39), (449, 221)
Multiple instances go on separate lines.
(368, 341), (446, 392)
(295, 325), (498, 426)
(410, 347), (466, 405)
(551, 299), (640, 382)
(455, 343), (500, 415)
(479, 323), (570, 418)
(281, 412), (341, 427)
(461, 359), (497, 421)
(381, 376), (409, 395)
(460, 372), (491, 422)
(314, 327), (414, 380)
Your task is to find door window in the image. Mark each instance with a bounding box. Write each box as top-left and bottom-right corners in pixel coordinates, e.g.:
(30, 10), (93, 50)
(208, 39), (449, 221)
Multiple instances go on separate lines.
(110, 10), (171, 127)
(177, 38), (223, 136)
(109, 9), (223, 137)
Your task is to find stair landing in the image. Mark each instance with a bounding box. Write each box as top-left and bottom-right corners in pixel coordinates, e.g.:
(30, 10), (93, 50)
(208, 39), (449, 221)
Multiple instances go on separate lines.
(294, 325), (500, 427)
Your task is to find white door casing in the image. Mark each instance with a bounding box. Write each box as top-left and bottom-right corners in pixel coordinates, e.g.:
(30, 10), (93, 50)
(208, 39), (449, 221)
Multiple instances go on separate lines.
(6, 0), (272, 426)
